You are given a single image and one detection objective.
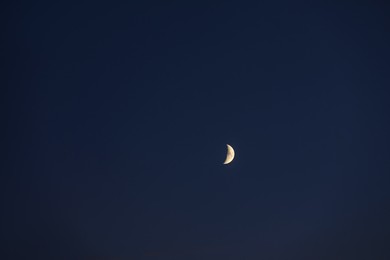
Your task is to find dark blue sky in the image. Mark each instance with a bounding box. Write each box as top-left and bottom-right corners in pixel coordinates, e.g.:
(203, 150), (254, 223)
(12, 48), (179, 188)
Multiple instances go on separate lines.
(3, 1), (390, 259)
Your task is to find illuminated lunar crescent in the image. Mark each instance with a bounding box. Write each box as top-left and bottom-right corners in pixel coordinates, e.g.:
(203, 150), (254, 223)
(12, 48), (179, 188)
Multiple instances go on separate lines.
(223, 144), (235, 164)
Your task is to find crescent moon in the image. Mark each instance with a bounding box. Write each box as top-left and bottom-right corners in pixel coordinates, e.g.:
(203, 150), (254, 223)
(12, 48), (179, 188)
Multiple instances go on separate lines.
(223, 144), (235, 164)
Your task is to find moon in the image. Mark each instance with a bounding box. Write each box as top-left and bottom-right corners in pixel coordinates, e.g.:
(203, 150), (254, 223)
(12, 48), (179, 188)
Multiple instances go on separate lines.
(223, 144), (235, 164)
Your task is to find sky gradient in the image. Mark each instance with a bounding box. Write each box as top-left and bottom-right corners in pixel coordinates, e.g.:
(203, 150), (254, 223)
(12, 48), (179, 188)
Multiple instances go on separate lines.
(3, 1), (390, 259)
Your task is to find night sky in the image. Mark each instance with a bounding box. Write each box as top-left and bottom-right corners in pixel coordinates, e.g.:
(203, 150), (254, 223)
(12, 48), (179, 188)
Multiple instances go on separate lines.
(3, 1), (390, 259)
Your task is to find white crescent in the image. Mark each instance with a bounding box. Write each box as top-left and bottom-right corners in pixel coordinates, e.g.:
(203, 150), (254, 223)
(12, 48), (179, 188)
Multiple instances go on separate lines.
(223, 144), (235, 164)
